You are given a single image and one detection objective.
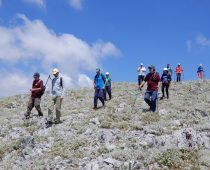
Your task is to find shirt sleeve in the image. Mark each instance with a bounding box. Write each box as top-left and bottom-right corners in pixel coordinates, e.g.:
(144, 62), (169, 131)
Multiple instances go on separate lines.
(157, 74), (161, 82)
(161, 75), (163, 82)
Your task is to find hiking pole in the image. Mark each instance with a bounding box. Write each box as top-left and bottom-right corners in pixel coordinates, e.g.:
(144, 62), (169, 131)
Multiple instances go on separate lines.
(156, 92), (161, 114)
(131, 87), (141, 114)
(45, 75), (51, 87)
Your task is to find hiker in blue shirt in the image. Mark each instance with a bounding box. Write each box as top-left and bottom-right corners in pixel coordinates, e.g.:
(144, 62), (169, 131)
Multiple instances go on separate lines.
(166, 64), (173, 77)
(104, 72), (112, 101)
(93, 68), (105, 109)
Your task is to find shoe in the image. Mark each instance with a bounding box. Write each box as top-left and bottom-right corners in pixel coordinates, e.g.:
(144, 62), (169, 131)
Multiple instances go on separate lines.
(54, 120), (62, 124)
(93, 106), (97, 110)
(160, 97), (164, 100)
(24, 113), (30, 119)
(45, 121), (53, 128)
(38, 112), (43, 117)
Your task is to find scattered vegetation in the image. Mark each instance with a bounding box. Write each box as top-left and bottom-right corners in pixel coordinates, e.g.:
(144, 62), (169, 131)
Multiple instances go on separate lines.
(140, 112), (161, 125)
(0, 139), (22, 160)
(156, 149), (199, 169)
(51, 139), (87, 159)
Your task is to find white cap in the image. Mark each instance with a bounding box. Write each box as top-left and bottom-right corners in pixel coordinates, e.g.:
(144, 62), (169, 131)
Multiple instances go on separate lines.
(53, 68), (59, 74)
(178, 63), (181, 65)
(199, 64), (202, 66)
(163, 68), (168, 71)
(140, 63), (143, 65)
(106, 72), (109, 75)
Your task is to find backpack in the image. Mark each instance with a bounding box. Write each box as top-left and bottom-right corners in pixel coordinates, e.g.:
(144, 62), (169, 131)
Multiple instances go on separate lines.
(36, 79), (45, 96)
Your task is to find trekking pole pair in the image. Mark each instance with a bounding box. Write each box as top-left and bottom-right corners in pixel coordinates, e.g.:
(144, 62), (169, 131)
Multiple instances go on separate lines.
(131, 87), (141, 114)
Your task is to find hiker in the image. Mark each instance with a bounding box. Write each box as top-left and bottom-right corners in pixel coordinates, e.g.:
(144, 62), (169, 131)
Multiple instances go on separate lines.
(104, 72), (112, 101)
(93, 68), (105, 109)
(160, 68), (172, 99)
(197, 64), (204, 80)
(24, 73), (44, 119)
(46, 68), (65, 128)
(175, 63), (183, 82)
(139, 65), (161, 112)
(137, 63), (146, 85)
(166, 64), (173, 77)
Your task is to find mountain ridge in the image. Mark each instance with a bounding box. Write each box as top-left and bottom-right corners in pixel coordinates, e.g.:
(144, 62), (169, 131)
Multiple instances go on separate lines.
(0, 80), (210, 169)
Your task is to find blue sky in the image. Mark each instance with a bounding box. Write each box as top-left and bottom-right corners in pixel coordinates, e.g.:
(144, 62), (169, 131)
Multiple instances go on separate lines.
(0, 0), (210, 96)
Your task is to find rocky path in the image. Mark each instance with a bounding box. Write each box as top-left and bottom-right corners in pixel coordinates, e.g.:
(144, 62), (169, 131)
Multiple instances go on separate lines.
(0, 81), (210, 169)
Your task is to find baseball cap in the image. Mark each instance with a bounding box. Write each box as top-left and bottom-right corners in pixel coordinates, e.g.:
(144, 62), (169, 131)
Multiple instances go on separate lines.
(148, 65), (155, 70)
(53, 68), (59, 75)
(33, 72), (40, 78)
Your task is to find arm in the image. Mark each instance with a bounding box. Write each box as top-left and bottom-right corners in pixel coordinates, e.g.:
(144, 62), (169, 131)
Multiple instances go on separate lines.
(139, 80), (146, 89)
(158, 81), (161, 90)
(61, 78), (65, 99)
(31, 80), (43, 92)
(157, 75), (161, 90)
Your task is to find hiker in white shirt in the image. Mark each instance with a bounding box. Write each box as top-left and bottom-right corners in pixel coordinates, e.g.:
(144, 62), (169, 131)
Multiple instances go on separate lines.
(137, 63), (146, 85)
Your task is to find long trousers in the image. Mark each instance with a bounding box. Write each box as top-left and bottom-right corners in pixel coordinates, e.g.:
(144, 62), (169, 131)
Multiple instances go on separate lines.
(26, 97), (43, 116)
(48, 96), (62, 122)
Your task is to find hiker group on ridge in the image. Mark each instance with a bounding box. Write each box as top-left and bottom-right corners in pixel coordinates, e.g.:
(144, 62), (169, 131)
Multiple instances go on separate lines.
(25, 67), (112, 128)
(24, 62), (205, 127)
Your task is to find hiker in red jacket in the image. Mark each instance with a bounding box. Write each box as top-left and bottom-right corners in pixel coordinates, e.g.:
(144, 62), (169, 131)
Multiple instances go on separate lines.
(139, 65), (161, 112)
(175, 63), (183, 82)
(24, 73), (44, 119)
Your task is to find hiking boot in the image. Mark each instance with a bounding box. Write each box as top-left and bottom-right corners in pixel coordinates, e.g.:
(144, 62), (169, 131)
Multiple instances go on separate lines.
(38, 112), (43, 117)
(45, 121), (53, 128)
(93, 106), (97, 110)
(160, 97), (164, 100)
(54, 120), (62, 124)
(24, 113), (30, 119)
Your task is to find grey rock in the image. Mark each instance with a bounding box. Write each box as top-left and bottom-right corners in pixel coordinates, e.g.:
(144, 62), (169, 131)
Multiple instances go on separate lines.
(104, 158), (123, 169)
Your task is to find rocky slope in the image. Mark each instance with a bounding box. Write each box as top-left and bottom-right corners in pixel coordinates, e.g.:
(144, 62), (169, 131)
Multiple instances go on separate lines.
(0, 81), (210, 169)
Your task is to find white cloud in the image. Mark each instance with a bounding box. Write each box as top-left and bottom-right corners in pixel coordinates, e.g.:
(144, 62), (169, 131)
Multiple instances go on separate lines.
(0, 71), (32, 97)
(78, 74), (93, 87)
(68, 0), (83, 10)
(22, 0), (46, 8)
(196, 34), (210, 47)
(186, 40), (192, 52)
(0, 14), (120, 97)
